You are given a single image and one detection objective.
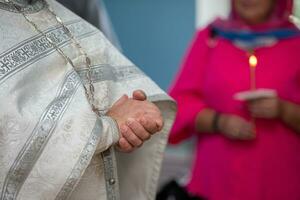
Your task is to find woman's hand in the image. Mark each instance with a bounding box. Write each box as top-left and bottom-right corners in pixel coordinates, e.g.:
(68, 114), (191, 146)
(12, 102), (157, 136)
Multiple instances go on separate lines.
(247, 97), (300, 133)
(218, 114), (255, 140)
(247, 97), (281, 119)
(106, 90), (163, 153)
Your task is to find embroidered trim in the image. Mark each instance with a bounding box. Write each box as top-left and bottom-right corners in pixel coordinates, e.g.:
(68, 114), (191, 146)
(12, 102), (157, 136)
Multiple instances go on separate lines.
(77, 64), (145, 84)
(55, 118), (103, 200)
(0, 20), (98, 85)
(1, 71), (81, 200)
(0, 0), (47, 14)
(102, 148), (120, 200)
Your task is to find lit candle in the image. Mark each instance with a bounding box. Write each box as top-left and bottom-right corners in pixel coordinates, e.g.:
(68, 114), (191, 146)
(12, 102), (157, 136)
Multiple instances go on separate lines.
(248, 53), (258, 133)
(249, 54), (258, 90)
(249, 55), (258, 68)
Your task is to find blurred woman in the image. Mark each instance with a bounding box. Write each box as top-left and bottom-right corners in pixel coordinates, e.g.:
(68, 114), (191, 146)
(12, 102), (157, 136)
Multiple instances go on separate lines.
(169, 0), (300, 199)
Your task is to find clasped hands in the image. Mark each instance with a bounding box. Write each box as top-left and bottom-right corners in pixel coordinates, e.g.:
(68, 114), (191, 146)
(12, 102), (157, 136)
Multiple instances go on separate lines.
(106, 90), (163, 153)
(219, 96), (281, 140)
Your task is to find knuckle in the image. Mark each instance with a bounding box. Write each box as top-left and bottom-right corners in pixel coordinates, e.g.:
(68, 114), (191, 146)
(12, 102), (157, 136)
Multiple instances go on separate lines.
(157, 118), (163, 127)
(145, 120), (155, 129)
(141, 118), (148, 126)
(132, 120), (141, 129)
(126, 119), (136, 129)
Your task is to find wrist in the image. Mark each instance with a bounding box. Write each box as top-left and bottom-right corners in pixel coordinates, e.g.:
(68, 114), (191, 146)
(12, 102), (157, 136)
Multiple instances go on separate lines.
(101, 116), (121, 145)
(105, 115), (121, 135)
(218, 113), (228, 132)
(278, 99), (286, 119)
(212, 112), (221, 132)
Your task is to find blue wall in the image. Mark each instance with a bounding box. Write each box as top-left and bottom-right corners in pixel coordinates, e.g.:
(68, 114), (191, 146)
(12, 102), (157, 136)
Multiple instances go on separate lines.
(104, 0), (196, 90)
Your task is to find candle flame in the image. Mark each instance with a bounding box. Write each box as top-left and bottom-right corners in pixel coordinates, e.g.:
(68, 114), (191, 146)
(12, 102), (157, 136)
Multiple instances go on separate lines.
(249, 55), (258, 68)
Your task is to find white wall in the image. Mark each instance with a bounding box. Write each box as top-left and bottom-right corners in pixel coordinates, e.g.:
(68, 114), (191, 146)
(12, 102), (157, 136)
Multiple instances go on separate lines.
(196, 0), (230, 28)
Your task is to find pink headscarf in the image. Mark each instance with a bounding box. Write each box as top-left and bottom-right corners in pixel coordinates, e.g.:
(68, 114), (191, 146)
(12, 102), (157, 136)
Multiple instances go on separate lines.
(212, 0), (296, 32)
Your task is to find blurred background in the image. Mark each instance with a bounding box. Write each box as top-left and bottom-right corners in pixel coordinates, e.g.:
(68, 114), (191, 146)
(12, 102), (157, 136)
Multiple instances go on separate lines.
(104, 0), (230, 90)
(103, 0), (300, 192)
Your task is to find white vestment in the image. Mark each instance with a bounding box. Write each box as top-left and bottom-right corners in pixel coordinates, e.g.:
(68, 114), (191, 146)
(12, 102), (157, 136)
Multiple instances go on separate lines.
(0, 0), (176, 199)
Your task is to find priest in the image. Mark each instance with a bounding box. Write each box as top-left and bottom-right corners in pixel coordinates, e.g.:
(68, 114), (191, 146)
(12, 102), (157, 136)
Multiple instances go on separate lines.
(0, 0), (176, 199)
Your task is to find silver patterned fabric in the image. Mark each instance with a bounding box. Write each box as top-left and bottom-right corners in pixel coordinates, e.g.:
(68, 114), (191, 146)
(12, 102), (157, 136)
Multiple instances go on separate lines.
(57, 0), (121, 49)
(0, 0), (176, 199)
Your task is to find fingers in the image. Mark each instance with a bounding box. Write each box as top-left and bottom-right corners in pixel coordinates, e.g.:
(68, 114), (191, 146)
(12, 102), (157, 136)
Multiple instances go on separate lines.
(248, 100), (266, 112)
(132, 90), (147, 101)
(117, 137), (134, 153)
(120, 124), (143, 147)
(247, 98), (277, 118)
(126, 118), (151, 141)
(223, 116), (255, 140)
(229, 128), (254, 140)
(139, 115), (163, 134)
(236, 117), (255, 139)
(238, 123), (255, 140)
(117, 118), (153, 153)
(249, 107), (268, 118)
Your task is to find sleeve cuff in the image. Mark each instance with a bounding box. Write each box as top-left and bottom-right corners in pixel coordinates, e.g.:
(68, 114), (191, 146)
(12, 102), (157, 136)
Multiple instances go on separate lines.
(102, 116), (120, 144)
(95, 116), (120, 154)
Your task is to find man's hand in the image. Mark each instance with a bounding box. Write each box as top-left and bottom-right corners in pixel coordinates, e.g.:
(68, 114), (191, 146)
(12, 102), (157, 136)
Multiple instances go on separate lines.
(106, 90), (163, 153)
(132, 89), (147, 101)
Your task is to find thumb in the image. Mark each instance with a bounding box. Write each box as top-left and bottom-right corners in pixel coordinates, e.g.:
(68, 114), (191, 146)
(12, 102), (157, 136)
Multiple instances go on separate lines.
(132, 90), (147, 101)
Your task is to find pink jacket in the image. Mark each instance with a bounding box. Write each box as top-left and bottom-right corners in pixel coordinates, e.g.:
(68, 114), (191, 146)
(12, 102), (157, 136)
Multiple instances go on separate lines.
(169, 27), (300, 200)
